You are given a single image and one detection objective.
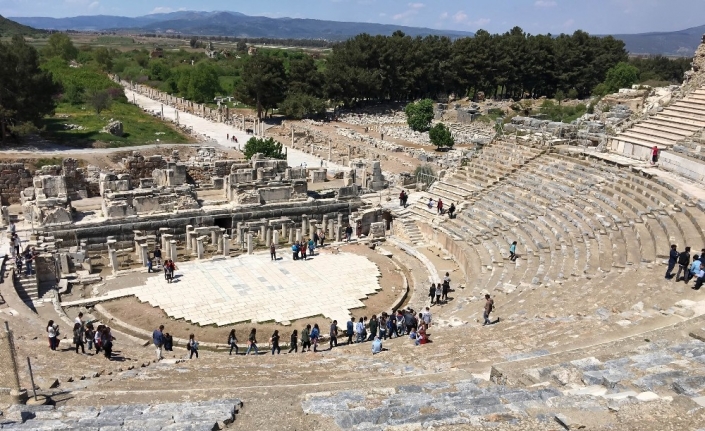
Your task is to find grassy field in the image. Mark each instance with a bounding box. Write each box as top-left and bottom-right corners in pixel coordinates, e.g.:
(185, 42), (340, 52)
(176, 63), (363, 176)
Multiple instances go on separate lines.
(43, 102), (192, 148)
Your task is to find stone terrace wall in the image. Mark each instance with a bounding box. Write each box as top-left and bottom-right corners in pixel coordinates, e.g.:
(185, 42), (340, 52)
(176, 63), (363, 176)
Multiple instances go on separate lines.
(187, 161), (239, 184)
(121, 153), (169, 188)
(417, 222), (472, 288)
(0, 163), (33, 205)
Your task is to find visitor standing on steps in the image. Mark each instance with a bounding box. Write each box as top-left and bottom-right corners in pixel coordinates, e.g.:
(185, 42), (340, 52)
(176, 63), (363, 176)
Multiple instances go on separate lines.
(73, 322), (85, 354)
(47, 320), (59, 351)
(437, 198), (444, 215)
(442, 272), (451, 303)
(429, 283), (436, 305)
(435, 283), (442, 305)
(448, 202), (455, 218)
(677, 247), (691, 282)
(651, 146), (659, 165)
(368, 315), (378, 341)
(270, 330), (281, 355)
(355, 317), (365, 343)
(301, 324), (311, 352)
(311, 323), (320, 352)
(246, 328), (259, 355)
(346, 317), (355, 344)
(665, 244), (678, 279)
(228, 329), (239, 355)
(292, 242), (299, 261)
(329, 320), (338, 349)
(509, 241), (517, 261)
(288, 330), (298, 353)
(378, 314), (388, 340)
(187, 334), (199, 359)
(152, 325), (165, 361)
(483, 294), (495, 326)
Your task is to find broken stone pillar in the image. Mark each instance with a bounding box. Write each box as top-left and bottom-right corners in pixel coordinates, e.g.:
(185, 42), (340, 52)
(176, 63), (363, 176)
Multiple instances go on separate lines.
(185, 225), (194, 250)
(192, 237), (198, 255)
(273, 230), (280, 245)
(328, 219), (335, 240)
(139, 243), (149, 266)
(288, 225), (294, 244)
(322, 215), (328, 232)
(247, 233), (254, 255)
(162, 234), (173, 259)
(211, 230), (218, 246)
(0, 206), (9, 227)
(328, 139), (332, 161)
(309, 222), (316, 241)
(301, 215), (309, 236)
(336, 214), (343, 242)
(260, 224), (266, 239)
(223, 234), (230, 256)
(266, 228), (272, 247)
(236, 222), (243, 244)
(281, 223), (287, 238)
(197, 236), (205, 259)
(295, 228), (302, 243)
(291, 127), (294, 146)
(337, 213), (343, 230)
(217, 228), (225, 253)
(109, 248), (119, 275)
(170, 240), (178, 263)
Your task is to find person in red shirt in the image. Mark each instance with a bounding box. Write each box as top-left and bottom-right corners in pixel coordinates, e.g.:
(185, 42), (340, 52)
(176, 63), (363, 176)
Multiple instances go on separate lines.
(651, 146), (659, 165)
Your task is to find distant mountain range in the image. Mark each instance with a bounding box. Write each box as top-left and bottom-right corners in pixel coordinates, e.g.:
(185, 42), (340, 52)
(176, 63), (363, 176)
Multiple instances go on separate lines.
(0, 14), (45, 36)
(7, 11), (705, 56)
(10, 10), (475, 40)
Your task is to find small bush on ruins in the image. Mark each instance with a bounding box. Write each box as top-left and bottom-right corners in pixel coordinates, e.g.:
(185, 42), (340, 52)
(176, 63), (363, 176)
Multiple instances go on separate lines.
(88, 90), (112, 115)
(538, 100), (588, 123)
(244, 137), (286, 160)
(429, 123), (455, 150)
(405, 99), (435, 133)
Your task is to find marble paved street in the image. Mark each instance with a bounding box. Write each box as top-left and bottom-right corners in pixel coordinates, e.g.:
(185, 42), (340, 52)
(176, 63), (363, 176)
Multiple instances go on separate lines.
(125, 252), (382, 326)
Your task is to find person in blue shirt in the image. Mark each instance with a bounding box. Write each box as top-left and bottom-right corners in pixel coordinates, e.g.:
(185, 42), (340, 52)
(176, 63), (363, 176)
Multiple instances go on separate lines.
(152, 325), (165, 361)
(665, 244), (678, 279)
(346, 317), (355, 345)
(509, 241), (517, 261)
(310, 323), (320, 352)
(308, 238), (316, 257)
(292, 243), (299, 260)
(687, 254), (701, 284)
(371, 336), (382, 354)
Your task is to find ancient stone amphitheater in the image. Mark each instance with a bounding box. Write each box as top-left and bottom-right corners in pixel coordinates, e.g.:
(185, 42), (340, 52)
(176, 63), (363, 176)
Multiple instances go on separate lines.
(4, 67), (705, 431)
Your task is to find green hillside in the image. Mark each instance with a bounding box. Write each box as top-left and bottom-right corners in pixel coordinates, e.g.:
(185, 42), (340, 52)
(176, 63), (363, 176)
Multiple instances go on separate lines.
(0, 14), (43, 37)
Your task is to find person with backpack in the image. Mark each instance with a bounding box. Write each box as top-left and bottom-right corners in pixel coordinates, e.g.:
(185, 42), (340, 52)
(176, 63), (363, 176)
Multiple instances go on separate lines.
(292, 243), (299, 261)
(676, 247), (691, 282)
(102, 327), (114, 360)
(301, 324), (311, 352)
(483, 294), (495, 326)
(288, 330), (298, 353)
(228, 329), (239, 355)
(448, 202), (455, 219)
(270, 243), (277, 261)
(270, 330), (281, 355)
(310, 324), (320, 352)
(187, 334), (199, 359)
(246, 328), (258, 355)
(73, 322), (85, 354)
(308, 238), (316, 256)
(346, 317), (355, 345)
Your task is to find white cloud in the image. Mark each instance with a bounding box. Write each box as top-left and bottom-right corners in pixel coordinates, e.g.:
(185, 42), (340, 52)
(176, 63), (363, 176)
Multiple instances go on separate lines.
(88, 1), (99, 10)
(563, 18), (575, 28)
(534, 0), (557, 7)
(379, 12), (387, 17)
(452, 10), (468, 23)
(150, 6), (187, 14)
(472, 18), (491, 27)
(408, 2), (425, 9)
(439, 12), (449, 20)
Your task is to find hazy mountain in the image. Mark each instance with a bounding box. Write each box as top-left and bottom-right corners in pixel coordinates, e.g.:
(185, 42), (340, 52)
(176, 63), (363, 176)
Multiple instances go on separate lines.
(615, 25), (705, 57)
(11, 10), (475, 40)
(0, 14), (44, 36)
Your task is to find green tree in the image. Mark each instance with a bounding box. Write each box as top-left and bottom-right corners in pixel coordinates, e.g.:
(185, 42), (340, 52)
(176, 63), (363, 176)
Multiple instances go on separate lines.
(404, 99), (434, 132)
(93, 47), (112, 71)
(189, 37), (198, 48)
(288, 56), (324, 98)
(88, 90), (112, 114)
(429, 122), (454, 150)
(243, 137), (285, 160)
(602, 62), (640, 93)
(63, 81), (84, 105)
(236, 40), (247, 52)
(278, 93), (326, 119)
(0, 35), (59, 141)
(43, 33), (78, 61)
(236, 55), (287, 118)
(186, 62), (220, 103)
(554, 89), (565, 104)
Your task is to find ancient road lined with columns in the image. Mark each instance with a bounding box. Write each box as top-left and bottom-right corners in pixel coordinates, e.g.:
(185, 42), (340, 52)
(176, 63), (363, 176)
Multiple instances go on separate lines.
(100, 252), (382, 326)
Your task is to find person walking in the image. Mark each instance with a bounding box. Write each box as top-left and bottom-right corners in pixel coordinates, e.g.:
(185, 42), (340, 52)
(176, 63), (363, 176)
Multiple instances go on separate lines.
(448, 202), (455, 218)
(308, 238), (315, 256)
(345, 225), (353, 242)
(47, 320), (59, 351)
(423, 307), (432, 327)
(319, 231), (326, 247)
(378, 313), (388, 340)
(292, 242), (299, 261)
(270, 243), (277, 261)
(387, 312), (398, 339)
(399, 190), (405, 207)
(329, 320), (338, 349)
(147, 255), (154, 273)
(153, 246), (162, 268)
(13, 234), (21, 257)
(102, 327), (114, 360)
(187, 334), (199, 359)
(437, 198), (444, 215)
(301, 324), (312, 352)
(228, 329), (239, 355)
(288, 330), (298, 353)
(676, 247), (691, 282)
(152, 325), (165, 361)
(427, 198), (434, 209)
(651, 146), (659, 165)
(270, 330), (281, 355)
(509, 241), (517, 261)
(313, 231), (320, 247)
(301, 241), (307, 261)
(435, 283), (442, 305)
(246, 328), (259, 355)
(666, 244), (678, 279)
(429, 283), (436, 305)
(442, 273), (450, 303)
(85, 323), (95, 352)
(483, 294), (495, 326)
(310, 324), (320, 352)
(355, 317), (365, 343)
(346, 317), (355, 345)
(368, 315), (378, 341)
(73, 322), (85, 354)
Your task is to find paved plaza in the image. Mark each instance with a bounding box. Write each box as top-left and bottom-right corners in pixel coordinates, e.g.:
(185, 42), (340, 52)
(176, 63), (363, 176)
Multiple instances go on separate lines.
(111, 252), (382, 326)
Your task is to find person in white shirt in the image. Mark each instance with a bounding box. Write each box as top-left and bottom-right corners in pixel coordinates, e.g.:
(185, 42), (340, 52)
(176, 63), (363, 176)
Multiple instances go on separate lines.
(74, 312), (84, 326)
(422, 307), (432, 326)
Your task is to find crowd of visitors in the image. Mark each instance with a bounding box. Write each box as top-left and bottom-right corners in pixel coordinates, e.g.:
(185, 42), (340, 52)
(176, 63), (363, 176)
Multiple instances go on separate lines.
(665, 244), (705, 290)
(47, 312), (120, 360)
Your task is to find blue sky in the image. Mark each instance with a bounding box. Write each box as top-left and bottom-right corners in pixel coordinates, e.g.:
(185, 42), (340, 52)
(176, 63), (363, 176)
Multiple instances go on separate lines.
(3, 0), (704, 34)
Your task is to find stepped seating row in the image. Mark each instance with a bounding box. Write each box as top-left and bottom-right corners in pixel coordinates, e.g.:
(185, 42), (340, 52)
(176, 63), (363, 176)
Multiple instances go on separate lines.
(427, 148), (705, 302)
(615, 86), (705, 149)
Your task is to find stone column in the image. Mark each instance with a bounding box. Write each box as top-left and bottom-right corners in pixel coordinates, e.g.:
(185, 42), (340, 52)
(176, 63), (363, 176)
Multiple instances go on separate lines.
(337, 213), (343, 242)
(288, 226), (294, 244)
(109, 248), (119, 275)
(170, 240), (178, 263)
(328, 139), (332, 161)
(1, 322), (27, 404)
(236, 222), (243, 244)
(211, 230), (218, 247)
(273, 230), (280, 245)
(301, 215), (309, 236)
(260, 224), (266, 239)
(197, 236), (205, 259)
(139, 243), (149, 266)
(217, 228), (226, 253)
(322, 215), (328, 233)
(328, 219), (335, 239)
(162, 234), (173, 259)
(247, 233), (254, 255)
(192, 237), (198, 255)
(161, 104), (164, 119)
(242, 115), (245, 131)
(185, 225), (194, 250)
(281, 223), (287, 238)
(223, 234), (230, 256)
(295, 228), (302, 242)
(291, 127), (294, 146)
(309, 222), (316, 241)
